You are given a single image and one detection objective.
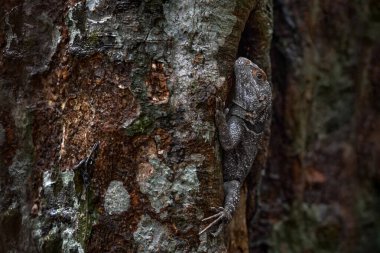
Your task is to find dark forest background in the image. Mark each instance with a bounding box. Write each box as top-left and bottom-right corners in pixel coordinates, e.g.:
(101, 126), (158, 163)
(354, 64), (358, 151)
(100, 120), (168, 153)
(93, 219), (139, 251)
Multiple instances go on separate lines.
(251, 0), (380, 252)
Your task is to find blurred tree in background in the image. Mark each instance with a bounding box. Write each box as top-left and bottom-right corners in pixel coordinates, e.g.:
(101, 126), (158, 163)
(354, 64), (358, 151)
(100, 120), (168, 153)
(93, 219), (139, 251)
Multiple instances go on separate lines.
(252, 1), (380, 252)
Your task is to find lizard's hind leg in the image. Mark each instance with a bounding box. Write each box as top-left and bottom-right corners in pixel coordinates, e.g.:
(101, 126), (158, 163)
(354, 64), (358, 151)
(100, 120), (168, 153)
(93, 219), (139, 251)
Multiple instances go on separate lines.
(199, 180), (241, 236)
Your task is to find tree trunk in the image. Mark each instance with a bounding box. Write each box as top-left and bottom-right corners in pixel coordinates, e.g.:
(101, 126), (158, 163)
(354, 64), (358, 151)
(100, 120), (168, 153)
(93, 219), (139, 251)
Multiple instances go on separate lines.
(0, 0), (271, 252)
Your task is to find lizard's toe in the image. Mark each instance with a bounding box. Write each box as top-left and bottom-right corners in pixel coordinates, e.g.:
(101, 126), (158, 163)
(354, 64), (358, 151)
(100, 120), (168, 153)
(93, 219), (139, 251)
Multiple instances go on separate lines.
(199, 207), (230, 235)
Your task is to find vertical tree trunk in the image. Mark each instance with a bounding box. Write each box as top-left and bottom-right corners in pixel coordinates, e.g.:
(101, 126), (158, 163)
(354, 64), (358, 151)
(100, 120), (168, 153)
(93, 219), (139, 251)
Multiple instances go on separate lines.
(0, 0), (271, 252)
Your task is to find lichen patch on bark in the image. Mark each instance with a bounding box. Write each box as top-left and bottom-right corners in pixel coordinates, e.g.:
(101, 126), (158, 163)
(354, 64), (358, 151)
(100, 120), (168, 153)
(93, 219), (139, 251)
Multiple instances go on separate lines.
(133, 215), (176, 253)
(104, 180), (130, 215)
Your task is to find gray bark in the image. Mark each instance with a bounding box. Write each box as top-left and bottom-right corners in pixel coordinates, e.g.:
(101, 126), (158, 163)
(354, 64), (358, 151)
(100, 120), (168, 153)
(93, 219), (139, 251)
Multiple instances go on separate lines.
(0, 0), (269, 252)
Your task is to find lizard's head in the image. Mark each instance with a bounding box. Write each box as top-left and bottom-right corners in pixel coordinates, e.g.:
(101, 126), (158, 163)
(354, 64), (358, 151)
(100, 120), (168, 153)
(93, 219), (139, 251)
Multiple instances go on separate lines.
(233, 57), (271, 116)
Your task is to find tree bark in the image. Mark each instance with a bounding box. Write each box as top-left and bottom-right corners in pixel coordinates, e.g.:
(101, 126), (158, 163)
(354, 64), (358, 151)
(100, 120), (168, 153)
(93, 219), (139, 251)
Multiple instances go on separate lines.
(0, 0), (270, 252)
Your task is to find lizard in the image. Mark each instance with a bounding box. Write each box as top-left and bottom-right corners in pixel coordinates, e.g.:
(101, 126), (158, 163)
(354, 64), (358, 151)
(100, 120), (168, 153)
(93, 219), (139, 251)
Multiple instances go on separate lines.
(200, 57), (272, 236)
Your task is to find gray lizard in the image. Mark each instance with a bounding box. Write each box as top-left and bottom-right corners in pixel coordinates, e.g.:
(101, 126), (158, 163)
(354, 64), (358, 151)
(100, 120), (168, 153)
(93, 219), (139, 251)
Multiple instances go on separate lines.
(200, 57), (272, 236)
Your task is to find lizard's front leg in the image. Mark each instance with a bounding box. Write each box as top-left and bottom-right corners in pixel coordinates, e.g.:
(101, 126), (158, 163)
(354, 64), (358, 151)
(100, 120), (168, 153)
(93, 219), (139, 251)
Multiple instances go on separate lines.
(215, 109), (242, 151)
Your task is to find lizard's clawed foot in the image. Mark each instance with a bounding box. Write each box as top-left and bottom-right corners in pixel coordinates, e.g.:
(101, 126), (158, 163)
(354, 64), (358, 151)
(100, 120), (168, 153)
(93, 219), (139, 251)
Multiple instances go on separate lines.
(199, 207), (231, 236)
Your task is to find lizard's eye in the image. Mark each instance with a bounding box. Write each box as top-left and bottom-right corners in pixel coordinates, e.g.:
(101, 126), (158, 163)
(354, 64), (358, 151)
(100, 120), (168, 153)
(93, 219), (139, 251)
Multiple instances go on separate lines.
(252, 68), (267, 82)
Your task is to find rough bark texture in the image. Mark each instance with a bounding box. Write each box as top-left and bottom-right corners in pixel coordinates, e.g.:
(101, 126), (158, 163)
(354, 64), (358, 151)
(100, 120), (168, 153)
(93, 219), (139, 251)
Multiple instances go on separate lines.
(251, 0), (380, 253)
(0, 0), (262, 252)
